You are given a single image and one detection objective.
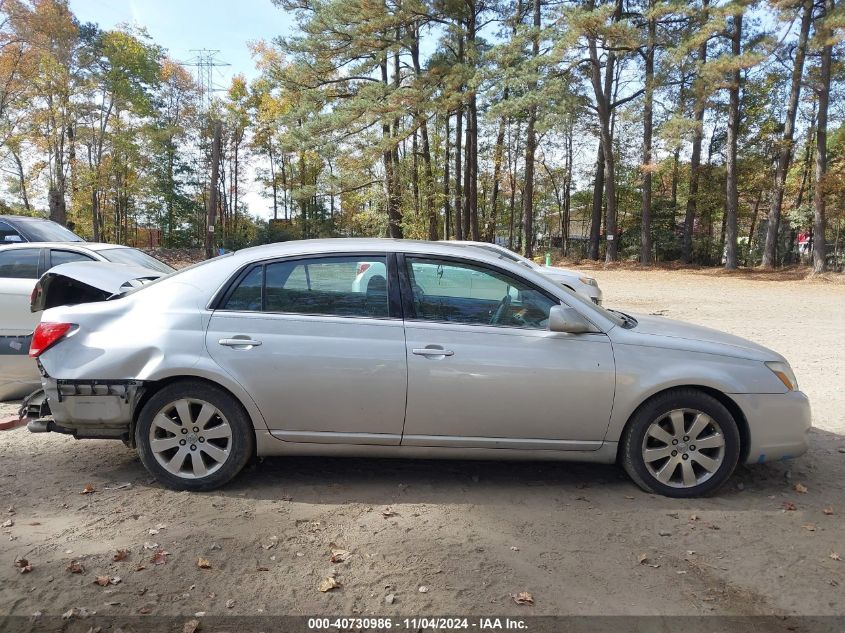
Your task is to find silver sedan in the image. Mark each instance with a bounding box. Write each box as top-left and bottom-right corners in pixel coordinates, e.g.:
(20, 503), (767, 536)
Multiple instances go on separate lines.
(28, 239), (810, 497)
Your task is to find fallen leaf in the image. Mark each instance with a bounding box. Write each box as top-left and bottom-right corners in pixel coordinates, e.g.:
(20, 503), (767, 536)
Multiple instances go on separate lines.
(381, 507), (396, 518)
(319, 576), (341, 592)
(135, 564), (147, 572)
(138, 606), (152, 614)
(94, 576), (110, 587)
(329, 545), (350, 564)
(1, 518), (13, 528)
(14, 557), (32, 573)
(80, 484), (96, 495)
(637, 553), (660, 568)
(510, 546), (520, 552)
(226, 599), (235, 609)
(823, 507), (834, 515)
(66, 560), (85, 574)
(148, 528), (159, 536)
(197, 557), (212, 570)
(150, 550), (169, 565)
(512, 591), (534, 605)
(794, 483), (809, 494)
(782, 501), (797, 511)
(143, 542), (158, 550)
(256, 566), (270, 571)
(182, 619), (200, 633)
(418, 585), (429, 593)
(831, 552), (842, 561)
(28, 522), (40, 526)
(113, 550), (129, 562)
(802, 524), (816, 531)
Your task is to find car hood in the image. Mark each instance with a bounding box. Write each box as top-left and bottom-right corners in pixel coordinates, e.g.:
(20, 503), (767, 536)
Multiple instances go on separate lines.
(617, 313), (784, 362)
(31, 262), (166, 312)
(539, 265), (579, 278)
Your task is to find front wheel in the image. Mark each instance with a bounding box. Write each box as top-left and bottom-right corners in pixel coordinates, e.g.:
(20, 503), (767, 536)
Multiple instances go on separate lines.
(135, 381), (255, 491)
(620, 389), (741, 498)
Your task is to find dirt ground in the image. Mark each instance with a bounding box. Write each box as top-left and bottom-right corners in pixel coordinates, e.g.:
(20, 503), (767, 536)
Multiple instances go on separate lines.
(1, 267), (844, 626)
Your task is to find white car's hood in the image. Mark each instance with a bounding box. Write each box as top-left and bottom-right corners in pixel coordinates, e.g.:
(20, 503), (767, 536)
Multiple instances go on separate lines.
(617, 313), (784, 362)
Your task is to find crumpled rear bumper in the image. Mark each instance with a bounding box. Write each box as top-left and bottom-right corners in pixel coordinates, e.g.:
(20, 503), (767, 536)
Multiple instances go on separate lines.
(732, 391), (812, 463)
(38, 375), (143, 440)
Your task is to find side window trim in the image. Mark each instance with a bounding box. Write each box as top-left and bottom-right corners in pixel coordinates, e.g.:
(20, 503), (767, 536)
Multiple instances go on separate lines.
(397, 252), (561, 328)
(213, 252), (400, 320)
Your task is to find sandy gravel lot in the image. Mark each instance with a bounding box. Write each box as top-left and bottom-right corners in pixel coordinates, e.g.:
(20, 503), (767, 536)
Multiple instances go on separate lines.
(1, 267), (844, 628)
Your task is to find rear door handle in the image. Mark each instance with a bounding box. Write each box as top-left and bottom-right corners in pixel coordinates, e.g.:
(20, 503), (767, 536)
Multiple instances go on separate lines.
(219, 337), (262, 348)
(412, 346), (454, 357)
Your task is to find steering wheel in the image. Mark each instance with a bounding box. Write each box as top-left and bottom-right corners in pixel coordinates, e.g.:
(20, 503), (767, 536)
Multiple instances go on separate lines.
(490, 294), (512, 325)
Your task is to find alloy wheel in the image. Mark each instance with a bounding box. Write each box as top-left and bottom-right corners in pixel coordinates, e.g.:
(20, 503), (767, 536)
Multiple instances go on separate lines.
(641, 408), (726, 489)
(148, 398), (233, 479)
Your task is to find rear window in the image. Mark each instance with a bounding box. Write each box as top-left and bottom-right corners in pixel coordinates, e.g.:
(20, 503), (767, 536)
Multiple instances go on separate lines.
(0, 248), (40, 278)
(18, 220), (83, 242)
(98, 248), (175, 273)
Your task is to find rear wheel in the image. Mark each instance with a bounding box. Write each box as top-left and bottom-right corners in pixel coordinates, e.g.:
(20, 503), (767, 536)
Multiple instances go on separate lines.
(135, 381), (254, 491)
(621, 389), (740, 498)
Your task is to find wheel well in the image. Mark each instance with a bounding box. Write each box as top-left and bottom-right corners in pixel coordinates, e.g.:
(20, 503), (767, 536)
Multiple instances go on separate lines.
(128, 376), (253, 448)
(617, 385), (750, 463)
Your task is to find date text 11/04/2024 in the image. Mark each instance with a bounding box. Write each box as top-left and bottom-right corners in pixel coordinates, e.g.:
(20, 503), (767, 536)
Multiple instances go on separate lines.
(307, 617), (528, 630)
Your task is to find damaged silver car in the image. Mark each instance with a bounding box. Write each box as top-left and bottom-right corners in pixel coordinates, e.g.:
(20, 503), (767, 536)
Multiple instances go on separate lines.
(28, 239), (811, 497)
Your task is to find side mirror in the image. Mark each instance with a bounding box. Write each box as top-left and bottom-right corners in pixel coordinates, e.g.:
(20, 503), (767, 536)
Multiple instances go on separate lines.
(549, 305), (592, 334)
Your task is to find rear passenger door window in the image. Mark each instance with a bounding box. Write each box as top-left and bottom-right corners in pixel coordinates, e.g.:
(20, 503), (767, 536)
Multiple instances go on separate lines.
(49, 249), (96, 269)
(0, 248), (41, 279)
(223, 255), (390, 319)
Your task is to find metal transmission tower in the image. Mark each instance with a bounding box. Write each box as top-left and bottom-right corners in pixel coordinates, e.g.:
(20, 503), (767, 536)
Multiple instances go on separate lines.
(181, 49), (230, 111)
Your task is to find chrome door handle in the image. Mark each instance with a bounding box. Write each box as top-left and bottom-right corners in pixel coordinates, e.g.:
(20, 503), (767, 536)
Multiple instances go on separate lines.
(219, 337), (262, 348)
(412, 347), (454, 357)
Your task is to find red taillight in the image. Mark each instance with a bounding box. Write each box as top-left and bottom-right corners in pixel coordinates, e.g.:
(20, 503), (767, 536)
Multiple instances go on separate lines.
(356, 263), (371, 275)
(29, 322), (73, 358)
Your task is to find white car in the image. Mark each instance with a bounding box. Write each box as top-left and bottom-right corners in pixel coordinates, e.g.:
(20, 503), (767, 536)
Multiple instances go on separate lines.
(353, 242), (603, 306)
(0, 242), (173, 401)
(447, 241), (603, 304)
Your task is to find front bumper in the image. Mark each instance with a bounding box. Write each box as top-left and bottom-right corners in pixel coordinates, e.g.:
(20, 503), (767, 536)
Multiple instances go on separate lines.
(732, 391), (812, 463)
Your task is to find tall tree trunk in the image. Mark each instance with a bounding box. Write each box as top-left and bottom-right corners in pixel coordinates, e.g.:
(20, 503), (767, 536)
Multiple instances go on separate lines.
(724, 13), (742, 270)
(444, 113), (452, 239)
(522, 0), (541, 258)
(205, 121), (222, 259)
(761, 0), (813, 268)
(12, 150), (31, 212)
(640, 3), (655, 264)
(381, 58), (402, 238)
(454, 37), (464, 241)
(813, 0), (833, 273)
(682, 0), (709, 264)
(588, 143), (604, 260)
(489, 102), (508, 242)
(587, 0), (622, 262)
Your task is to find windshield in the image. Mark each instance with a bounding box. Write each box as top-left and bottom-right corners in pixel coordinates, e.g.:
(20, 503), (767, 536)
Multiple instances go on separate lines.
(21, 220), (84, 242)
(99, 248), (176, 274)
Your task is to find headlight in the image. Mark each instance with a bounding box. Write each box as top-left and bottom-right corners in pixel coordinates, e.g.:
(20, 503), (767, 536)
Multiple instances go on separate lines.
(765, 361), (799, 392)
(578, 276), (597, 287)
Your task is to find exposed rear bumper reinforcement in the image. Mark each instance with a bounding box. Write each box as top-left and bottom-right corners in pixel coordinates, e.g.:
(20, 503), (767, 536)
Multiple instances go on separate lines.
(36, 377), (145, 443)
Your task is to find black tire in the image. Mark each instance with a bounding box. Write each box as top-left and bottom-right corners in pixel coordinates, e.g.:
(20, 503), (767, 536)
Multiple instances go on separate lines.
(135, 380), (255, 491)
(620, 388), (741, 498)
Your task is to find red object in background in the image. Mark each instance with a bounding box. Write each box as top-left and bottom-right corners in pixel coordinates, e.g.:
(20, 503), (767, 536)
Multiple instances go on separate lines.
(797, 231), (810, 245)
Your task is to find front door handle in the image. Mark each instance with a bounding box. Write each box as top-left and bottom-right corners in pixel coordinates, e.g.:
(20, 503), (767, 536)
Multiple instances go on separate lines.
(412, 346), (454, 357)
(219, 337), (262, 348)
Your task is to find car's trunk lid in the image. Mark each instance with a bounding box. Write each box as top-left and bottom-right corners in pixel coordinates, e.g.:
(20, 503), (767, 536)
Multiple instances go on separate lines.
(31, 262), (166, 312)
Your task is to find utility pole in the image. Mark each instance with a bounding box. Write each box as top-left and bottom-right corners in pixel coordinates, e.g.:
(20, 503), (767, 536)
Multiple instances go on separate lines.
(205, 121), (222, 259)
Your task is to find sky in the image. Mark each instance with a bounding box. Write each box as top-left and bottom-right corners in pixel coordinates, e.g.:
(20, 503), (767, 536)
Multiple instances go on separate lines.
(69, 0), (292, 86)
